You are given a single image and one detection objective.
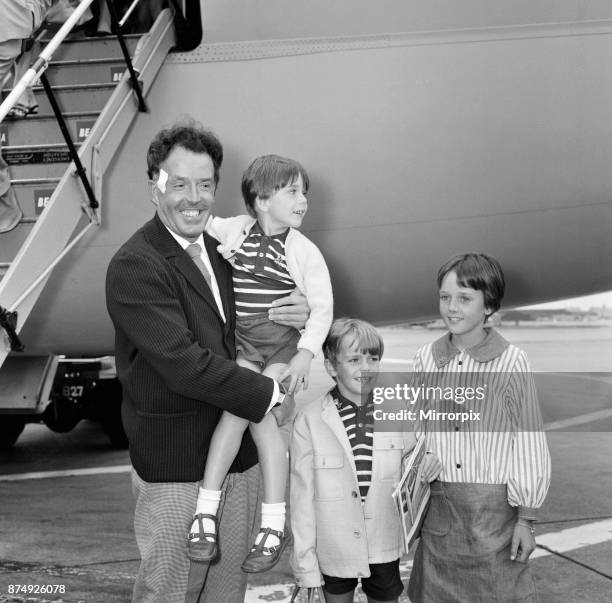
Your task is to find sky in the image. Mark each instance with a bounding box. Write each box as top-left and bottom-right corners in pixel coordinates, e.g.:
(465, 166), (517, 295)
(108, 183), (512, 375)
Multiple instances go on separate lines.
(521, 291), (612, 311)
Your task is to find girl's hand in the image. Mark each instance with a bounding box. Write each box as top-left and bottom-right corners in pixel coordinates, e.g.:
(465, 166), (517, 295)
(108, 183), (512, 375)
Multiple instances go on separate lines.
(280, 349), (313, 394)
(420, 452), (443, 483)
(510, 521), (536, 562)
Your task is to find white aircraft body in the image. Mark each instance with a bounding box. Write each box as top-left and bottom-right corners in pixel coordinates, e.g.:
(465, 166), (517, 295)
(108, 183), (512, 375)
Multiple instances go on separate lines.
(1, 0), (611, 445)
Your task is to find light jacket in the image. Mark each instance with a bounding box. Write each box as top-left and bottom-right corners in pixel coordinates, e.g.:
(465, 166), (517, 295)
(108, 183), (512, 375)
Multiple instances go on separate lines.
(290, 391), (416, 586)
(207, 215), (333, 356)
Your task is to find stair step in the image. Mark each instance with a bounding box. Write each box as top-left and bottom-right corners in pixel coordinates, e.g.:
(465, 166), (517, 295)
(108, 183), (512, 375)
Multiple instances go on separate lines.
(46, 58), (128, 86)
(38, 82), (114, 114)
(0, 112), (99, 146)
(2, 82), (116, 113)
(6, 162), (69, 179)
(39, 34), (142, 62)
(12, 178), (61, 218)
(2, 143), (77, 179)
(3, 142), (79, 164)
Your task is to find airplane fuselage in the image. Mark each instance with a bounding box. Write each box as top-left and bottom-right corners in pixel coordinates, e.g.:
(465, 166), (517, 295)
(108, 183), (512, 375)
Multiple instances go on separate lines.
(5, 0), (612, 358)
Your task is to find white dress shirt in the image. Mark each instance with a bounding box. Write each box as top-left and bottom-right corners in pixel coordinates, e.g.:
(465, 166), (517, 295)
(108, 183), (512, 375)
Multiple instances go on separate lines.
(165, 228), (226, 322)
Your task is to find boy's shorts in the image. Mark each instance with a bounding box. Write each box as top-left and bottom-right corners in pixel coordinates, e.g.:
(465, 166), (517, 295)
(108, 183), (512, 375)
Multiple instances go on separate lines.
(322, 559), (403, 601)
(235, 313), (300, 368)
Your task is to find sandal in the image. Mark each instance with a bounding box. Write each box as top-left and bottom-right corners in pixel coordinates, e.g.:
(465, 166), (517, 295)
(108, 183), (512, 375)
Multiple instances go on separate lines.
(240, 526), (291, 573)
(187, 513), (218, 562)
(7, 103), (38, 119)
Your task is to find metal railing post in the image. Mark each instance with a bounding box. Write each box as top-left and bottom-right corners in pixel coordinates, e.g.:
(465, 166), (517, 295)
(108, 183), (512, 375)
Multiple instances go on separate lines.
(104, 0), (148, 112)
(39, 72), (99, 211)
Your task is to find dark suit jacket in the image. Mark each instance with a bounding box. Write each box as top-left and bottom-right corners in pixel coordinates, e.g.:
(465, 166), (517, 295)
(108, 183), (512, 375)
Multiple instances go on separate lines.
(105, 214), (274, 482)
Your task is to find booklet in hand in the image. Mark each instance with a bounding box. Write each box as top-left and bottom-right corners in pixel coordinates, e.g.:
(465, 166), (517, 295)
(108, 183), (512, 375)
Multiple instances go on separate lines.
(392, 434), (431, 553)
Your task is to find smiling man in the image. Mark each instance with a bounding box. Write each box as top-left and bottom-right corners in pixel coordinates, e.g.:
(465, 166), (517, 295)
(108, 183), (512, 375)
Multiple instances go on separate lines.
(105, 122), (308, 603)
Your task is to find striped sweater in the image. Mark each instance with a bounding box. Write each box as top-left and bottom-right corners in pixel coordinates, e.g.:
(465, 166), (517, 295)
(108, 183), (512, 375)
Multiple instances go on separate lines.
(207, 215), (333, 356)
(332, 387), (374, 502)
(413, 328), (551, 519)
(231, 222), (296, 316)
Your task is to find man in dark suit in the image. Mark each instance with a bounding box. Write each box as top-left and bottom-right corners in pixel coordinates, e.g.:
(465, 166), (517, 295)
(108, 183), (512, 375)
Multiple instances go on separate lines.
(105, 122), (307, 602)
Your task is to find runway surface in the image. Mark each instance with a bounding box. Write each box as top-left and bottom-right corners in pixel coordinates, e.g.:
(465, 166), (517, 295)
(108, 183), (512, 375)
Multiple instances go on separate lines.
(1, 325), (611, 602)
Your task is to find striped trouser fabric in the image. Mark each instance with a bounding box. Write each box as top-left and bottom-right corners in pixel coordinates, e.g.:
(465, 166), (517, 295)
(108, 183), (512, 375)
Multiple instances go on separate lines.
(131, 464), (262, 603)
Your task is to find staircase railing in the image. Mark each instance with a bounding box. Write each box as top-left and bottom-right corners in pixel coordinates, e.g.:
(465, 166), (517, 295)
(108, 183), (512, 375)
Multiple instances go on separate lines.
(0, 0), (150, 222)
(0, 2), (177, 359)
(0, 0), (93, 122)
(0, 0), (152, 123)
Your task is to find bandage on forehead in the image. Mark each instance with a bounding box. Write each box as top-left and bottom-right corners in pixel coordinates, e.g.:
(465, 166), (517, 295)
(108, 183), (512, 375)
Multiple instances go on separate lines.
(157, 168), (168, 193)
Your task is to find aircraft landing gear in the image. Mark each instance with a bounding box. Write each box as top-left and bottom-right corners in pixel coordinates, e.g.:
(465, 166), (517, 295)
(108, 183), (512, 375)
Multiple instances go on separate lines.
(42, 397), (80, 433)
(51, 362), (128, 449)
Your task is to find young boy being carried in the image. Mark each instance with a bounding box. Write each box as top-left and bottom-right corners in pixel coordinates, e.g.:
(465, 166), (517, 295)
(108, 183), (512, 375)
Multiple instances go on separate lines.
(187, 154), (333, 573)
(290, 318), (441, 603)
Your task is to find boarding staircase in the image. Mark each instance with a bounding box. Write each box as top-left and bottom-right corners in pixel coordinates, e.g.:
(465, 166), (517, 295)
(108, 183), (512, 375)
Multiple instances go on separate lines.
(0, 5), (177, 446)
(0, 6), (176, 373)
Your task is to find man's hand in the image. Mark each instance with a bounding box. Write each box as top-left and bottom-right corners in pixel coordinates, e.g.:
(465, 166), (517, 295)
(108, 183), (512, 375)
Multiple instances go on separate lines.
(420, 452), (443, 483)
(268, 289), (310, 329)
(510, 521), (536, 563)
(280, 349), (314, 395)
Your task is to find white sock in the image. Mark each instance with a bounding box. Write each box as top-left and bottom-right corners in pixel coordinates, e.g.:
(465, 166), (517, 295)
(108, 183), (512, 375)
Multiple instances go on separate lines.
(255, 502), (286, 553)
(191, 488), (221, 542)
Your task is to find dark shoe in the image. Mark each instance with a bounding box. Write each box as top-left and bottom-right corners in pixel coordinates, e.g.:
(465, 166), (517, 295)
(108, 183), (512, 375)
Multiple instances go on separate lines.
(187, 513), (218, 562)
(6, 103), (38, 120)
(240, 527), (291, 573)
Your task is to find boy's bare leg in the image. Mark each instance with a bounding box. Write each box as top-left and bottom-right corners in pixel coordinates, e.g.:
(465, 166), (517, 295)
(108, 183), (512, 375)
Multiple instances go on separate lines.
(242, 361), (289, 557)
(200, 353), (260, 492)
(201, 411), (250, 490)
(189, 410), (251, 550)
(189, 357), (256, 548)
(323, 589), (355, 603)
(250, 362), (288, 504)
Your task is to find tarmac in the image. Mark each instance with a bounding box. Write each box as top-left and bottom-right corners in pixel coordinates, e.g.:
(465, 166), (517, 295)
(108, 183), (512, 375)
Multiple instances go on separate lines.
(1, 325), (611, 602)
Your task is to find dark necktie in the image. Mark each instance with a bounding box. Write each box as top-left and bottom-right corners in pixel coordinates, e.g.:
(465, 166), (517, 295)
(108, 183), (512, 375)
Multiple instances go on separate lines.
(186, 243), (213, 290)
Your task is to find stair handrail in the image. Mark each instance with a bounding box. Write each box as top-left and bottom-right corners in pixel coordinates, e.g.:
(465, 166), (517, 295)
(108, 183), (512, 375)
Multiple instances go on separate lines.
(120, 0), (186, 29)
(0, 0), (161, 123)
(102, 0), (147, 112)
(0, 0), (95, 123)
(118, 0), (144, 28)
(0, 0), (157, 219)
(0, 7), (176, 358)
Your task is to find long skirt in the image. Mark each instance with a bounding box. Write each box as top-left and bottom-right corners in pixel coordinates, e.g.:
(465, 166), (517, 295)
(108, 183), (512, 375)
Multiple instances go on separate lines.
(407, 482), (538, 603)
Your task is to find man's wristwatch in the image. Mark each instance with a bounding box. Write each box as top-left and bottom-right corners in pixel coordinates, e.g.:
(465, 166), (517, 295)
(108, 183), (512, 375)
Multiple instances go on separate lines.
(274, 382), (288, 407)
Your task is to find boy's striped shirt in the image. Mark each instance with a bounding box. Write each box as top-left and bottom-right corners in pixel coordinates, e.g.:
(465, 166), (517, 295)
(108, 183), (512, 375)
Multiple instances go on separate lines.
(332, 387), (374, 502)
(232, 223), (295, 316)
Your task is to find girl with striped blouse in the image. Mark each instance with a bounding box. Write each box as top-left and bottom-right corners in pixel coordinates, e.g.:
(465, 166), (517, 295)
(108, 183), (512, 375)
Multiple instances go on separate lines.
(408, 253), (551, 603)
